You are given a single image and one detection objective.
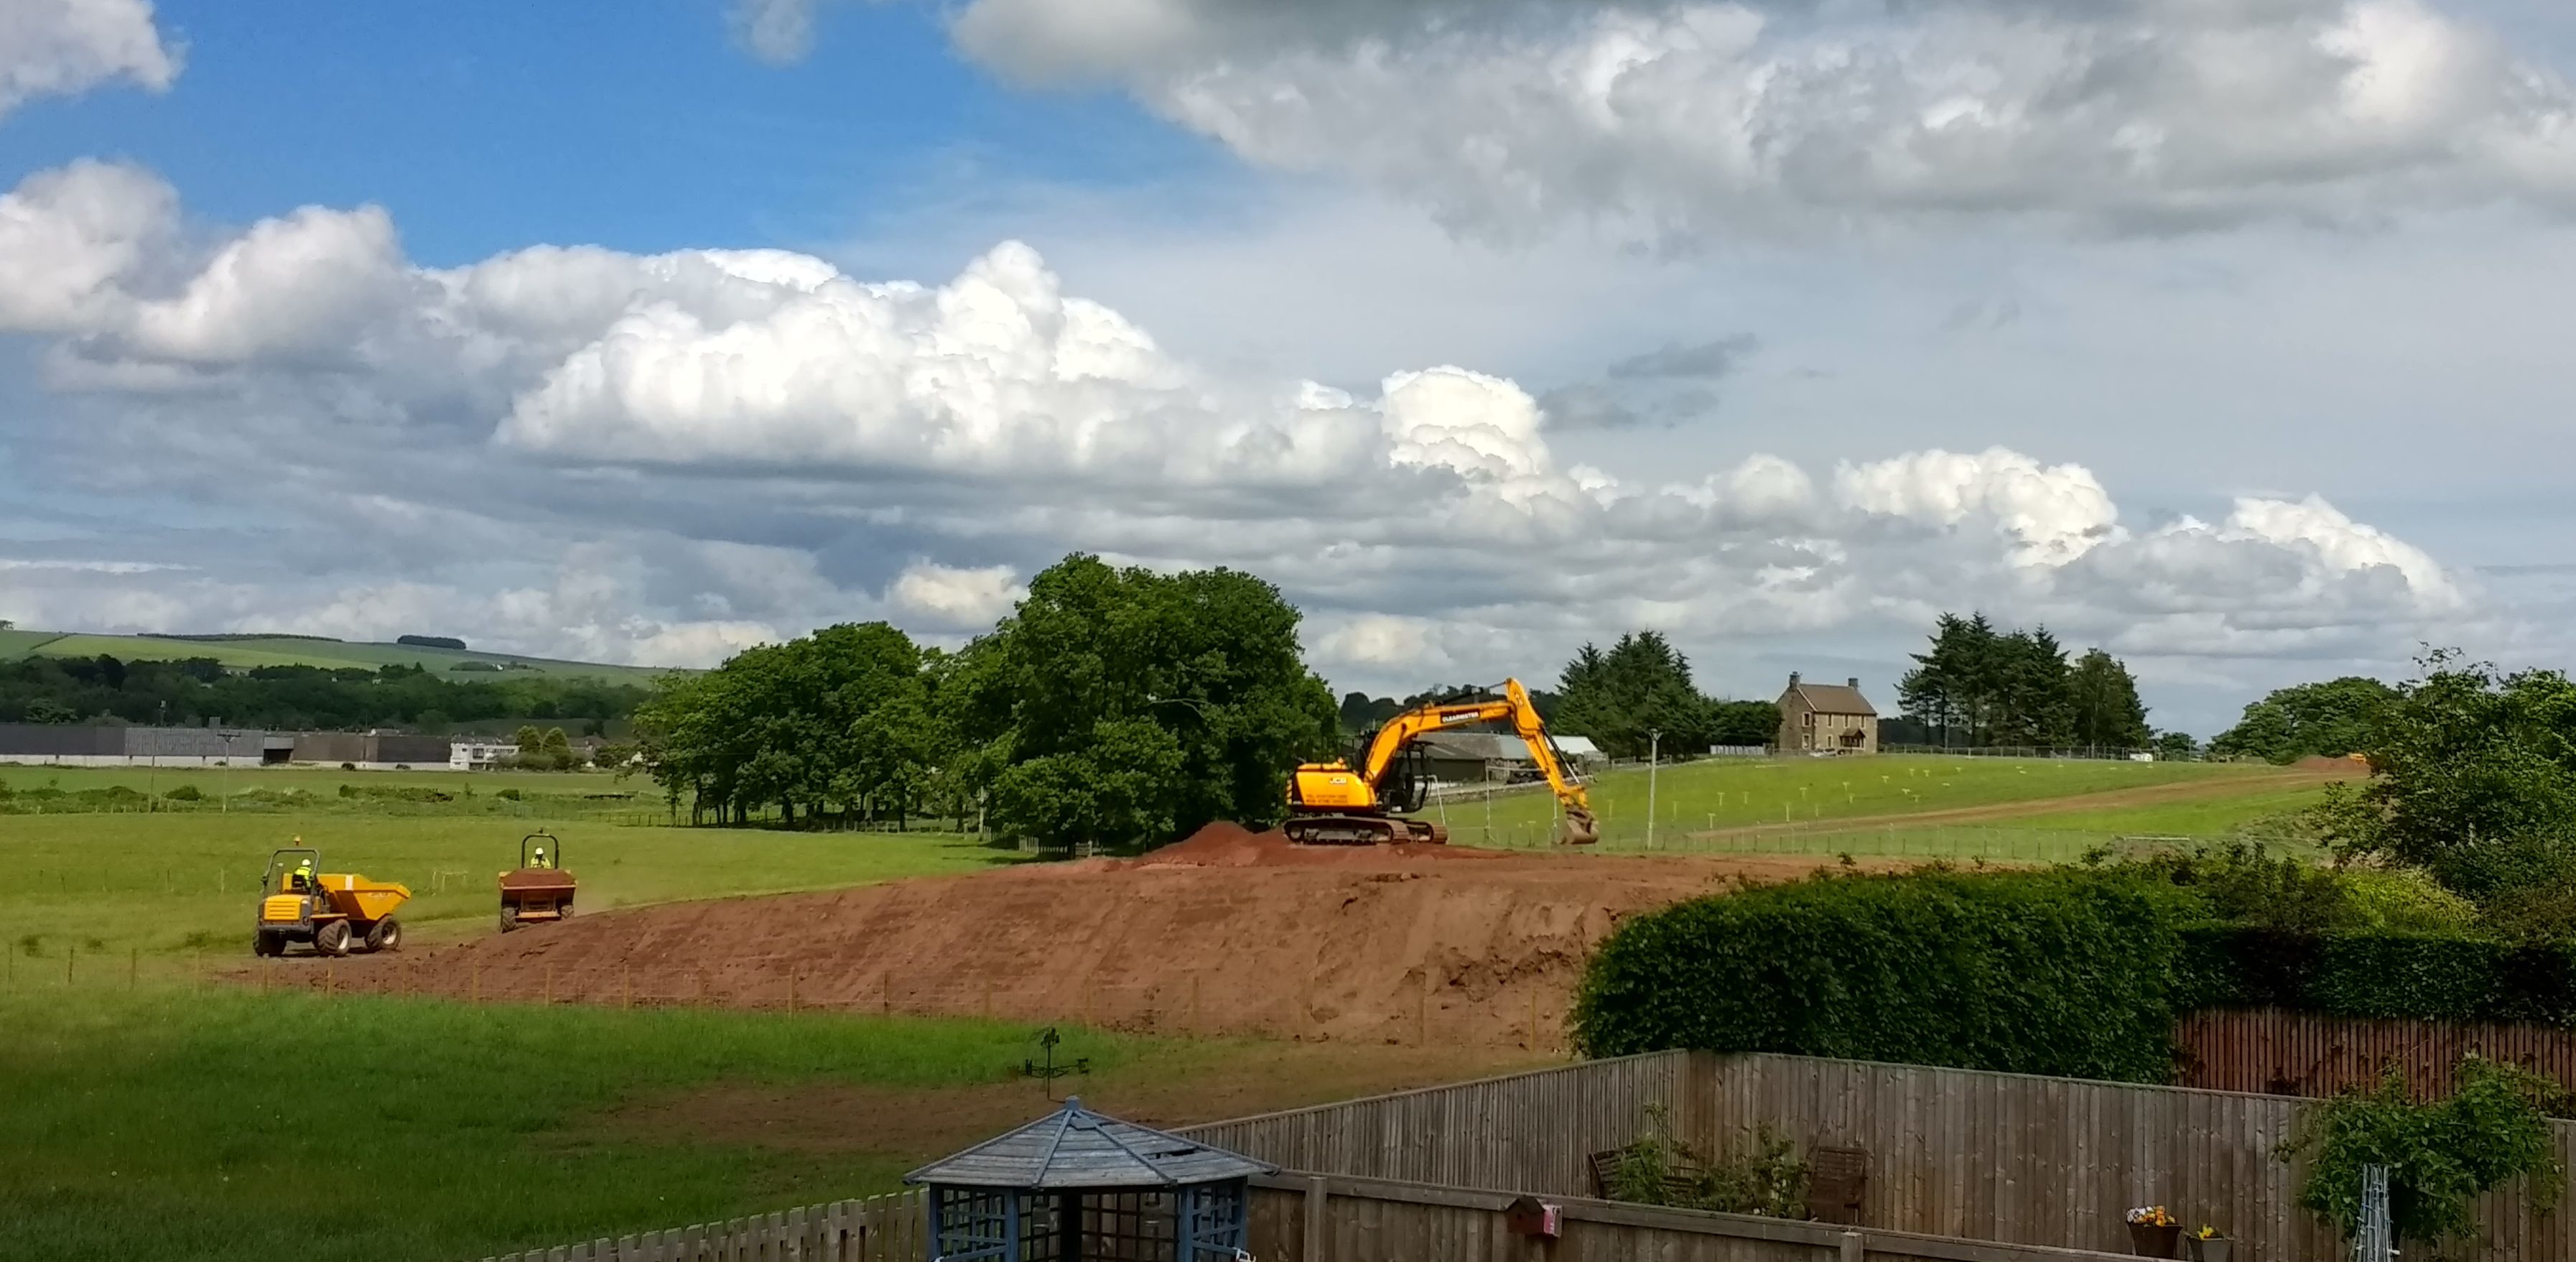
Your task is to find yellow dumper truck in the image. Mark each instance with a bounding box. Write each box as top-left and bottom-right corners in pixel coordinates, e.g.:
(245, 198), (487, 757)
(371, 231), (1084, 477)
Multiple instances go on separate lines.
(253, 845), (411, 957)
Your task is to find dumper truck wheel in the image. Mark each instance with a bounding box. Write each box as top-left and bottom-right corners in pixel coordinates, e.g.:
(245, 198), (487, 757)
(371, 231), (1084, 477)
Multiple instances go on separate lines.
(314, 919), (352, 957)
(500, 905), (519, 933)
(254, 931), (281, 957)
(365, 919), (402, 953)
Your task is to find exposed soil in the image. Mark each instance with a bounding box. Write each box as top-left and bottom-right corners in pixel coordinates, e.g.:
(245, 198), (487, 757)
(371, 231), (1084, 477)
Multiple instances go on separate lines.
(304, 825), (1899, 1047)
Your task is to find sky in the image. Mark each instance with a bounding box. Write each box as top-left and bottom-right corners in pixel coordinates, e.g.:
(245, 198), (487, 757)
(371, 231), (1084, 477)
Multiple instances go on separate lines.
(1, 0), (2572, 739)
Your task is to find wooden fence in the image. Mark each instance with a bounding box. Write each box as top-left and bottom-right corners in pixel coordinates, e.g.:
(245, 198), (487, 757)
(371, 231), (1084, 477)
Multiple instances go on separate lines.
(2177, 1007), (2576, 1099)
(468, 1191), (928, 1262)
(1250, 1172), (2144, 1262)
(469, 1051), (2576, 1261)
(1176, 1051), (1695, 1192)
(1184, 1051), (2576, 1262)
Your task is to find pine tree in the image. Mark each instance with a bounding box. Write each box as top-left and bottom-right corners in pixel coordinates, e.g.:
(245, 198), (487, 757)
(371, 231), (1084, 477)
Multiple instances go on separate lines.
(2068, 649), (2152, 751)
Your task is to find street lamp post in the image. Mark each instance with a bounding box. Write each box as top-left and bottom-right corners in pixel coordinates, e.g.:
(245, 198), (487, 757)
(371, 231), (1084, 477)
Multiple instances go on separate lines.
(1645, 729), (1662, 850)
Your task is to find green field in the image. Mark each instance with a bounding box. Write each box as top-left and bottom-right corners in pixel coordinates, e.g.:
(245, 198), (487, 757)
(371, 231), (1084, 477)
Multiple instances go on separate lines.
(0, 763), (689, 822)
(0, 812), (1533, 1261)
(1, 814), (1008, 967)
(0, 754), (2340, 1259)
(1456, 753), (2335, 854)
(0, 626), (682, 687)
(0, 986), (1510, 1262)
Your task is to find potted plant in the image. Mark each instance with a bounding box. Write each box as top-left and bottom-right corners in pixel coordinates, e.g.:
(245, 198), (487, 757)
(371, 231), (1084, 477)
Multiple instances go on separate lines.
(2126, 1206), (2181, 1258)
(2187, 1225), (2231, 1262)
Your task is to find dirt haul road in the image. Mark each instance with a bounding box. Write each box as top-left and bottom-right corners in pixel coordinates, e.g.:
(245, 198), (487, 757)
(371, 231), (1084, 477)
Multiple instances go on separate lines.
(320, 825), (1897, 1049)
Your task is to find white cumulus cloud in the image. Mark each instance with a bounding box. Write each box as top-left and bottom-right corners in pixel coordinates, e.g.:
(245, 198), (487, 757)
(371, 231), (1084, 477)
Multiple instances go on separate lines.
(896, 0), (2576, 241)
(0, 160), (2483, 701)
(0, 0), (179, 122)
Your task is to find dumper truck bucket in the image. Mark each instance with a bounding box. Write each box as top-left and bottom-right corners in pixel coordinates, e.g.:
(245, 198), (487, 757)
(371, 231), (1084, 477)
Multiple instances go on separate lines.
(321, 875), (412, 922)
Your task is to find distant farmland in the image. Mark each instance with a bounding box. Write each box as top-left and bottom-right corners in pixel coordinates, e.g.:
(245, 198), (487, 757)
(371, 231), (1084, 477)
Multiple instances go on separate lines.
(0, 628), (684, 688)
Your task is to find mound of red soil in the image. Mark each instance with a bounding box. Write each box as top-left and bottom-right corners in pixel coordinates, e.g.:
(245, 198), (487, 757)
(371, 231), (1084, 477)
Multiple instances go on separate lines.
(1133, 820), (1502, 868)
(312, 840), (1895, 1048)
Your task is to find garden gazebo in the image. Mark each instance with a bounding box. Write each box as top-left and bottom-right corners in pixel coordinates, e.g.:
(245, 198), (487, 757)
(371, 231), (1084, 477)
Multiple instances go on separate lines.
(906, 1096), (1274, 1261)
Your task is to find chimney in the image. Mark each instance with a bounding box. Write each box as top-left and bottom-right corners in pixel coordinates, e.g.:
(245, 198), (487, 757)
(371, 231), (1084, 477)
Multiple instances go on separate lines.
(1789, 672), (1801, 687)
(1848, 677), (1860, 690)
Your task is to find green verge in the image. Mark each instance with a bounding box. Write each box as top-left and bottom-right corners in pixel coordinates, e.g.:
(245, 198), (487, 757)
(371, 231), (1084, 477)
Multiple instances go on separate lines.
(0, 988), (1158, 1262)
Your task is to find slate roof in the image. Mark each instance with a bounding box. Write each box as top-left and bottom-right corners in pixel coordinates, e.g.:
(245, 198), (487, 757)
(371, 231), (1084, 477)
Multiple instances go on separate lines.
(1416, 732), (1605, 762)
(904, 1097), (1276, 1190)
(1785, 681), (1877, 717)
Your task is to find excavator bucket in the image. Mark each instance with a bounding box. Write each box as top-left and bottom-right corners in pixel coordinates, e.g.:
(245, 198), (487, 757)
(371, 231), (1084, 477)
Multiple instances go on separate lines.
(1557, 806), (1600, 846)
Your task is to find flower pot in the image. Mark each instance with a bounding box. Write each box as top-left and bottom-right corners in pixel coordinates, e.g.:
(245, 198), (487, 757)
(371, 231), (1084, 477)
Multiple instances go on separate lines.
(2127, 1222), (2182, 1258)
(2188, 1238), (2231, 1262)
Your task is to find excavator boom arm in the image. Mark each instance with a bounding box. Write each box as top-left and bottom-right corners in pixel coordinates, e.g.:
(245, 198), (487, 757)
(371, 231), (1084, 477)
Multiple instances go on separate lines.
(1348, 679), (1595, 842)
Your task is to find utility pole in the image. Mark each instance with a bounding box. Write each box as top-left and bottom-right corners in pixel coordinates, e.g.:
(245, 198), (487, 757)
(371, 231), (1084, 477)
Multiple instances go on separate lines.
(147, 700), (167, 812)
(1645, 729), (1662, 850)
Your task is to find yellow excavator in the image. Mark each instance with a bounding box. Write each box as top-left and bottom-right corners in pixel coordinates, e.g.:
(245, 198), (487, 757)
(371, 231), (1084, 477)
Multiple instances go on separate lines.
(1285, 677), (1598, 845)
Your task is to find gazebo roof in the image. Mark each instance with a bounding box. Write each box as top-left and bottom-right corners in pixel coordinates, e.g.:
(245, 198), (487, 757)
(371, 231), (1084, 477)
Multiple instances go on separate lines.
(904, 1097), (1275, 1190)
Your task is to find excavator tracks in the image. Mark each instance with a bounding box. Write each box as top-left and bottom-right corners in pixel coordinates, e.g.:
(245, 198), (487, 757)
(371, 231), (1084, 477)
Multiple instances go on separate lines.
(1281, 816), (1448, 846)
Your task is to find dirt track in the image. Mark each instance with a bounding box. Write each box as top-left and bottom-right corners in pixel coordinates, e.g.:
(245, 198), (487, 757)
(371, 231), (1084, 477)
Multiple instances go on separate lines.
(313, 825), (1896, 1048)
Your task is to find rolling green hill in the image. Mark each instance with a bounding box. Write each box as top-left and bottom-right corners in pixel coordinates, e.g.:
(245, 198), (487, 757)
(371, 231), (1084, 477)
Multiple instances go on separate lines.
(0, 628), (684, 688)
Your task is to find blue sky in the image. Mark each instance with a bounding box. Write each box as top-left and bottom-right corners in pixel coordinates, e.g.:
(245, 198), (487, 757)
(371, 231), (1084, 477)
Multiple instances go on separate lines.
(2, 0), (2574, 738)
(0, 0), (1217, 264)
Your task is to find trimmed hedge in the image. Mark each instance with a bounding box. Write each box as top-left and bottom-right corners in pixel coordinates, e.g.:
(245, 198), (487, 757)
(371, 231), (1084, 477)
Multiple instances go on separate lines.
(1575, 871), (2576, 1081)
(1571, 870), (2197, 1082)
(2182, 927), (2576, 1026)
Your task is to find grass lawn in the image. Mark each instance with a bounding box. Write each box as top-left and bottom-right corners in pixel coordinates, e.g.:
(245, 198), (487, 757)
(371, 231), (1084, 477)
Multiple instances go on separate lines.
(0, 988), (1525, 1262)
(1456, 753), (2315, 849)
(0, 810), (1538, 1261)
(1971, 784), (2338, 839)
(1, 814), (1008, 968)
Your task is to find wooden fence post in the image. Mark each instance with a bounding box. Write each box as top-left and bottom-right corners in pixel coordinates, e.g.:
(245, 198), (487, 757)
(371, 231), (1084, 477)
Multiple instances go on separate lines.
(1303, 1177), (1328, 1262)
(1841, 1230), (1864, 1262)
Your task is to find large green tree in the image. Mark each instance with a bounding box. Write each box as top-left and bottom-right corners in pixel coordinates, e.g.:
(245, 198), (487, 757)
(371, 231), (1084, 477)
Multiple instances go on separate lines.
(2067, 649), (2152, 751)
(1897, 613), (1996, 746)
(633, 621), (941, 827)
(949, 555), (1339, 850)
(2208, 676), (2399, 763)
(1553, 631), (1716, 759)
(1898, 613), (2080, 749)
(2311, 651), (2576, 903)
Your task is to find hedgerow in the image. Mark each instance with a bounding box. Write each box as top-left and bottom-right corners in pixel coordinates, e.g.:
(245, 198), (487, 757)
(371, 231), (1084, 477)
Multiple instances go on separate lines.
(1571, 869), (2199, 1081)
(1573, 868), (2576, 1080)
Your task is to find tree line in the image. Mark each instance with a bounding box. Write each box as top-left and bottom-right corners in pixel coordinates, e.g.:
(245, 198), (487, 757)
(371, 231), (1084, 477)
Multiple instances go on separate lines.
(631, 555), (1340, 846)
(1894, 613), (2159, 752)
(0, 655), (651, 733)
(1552, 631), (1777, 758)
(1331, 631), (1777, 761)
